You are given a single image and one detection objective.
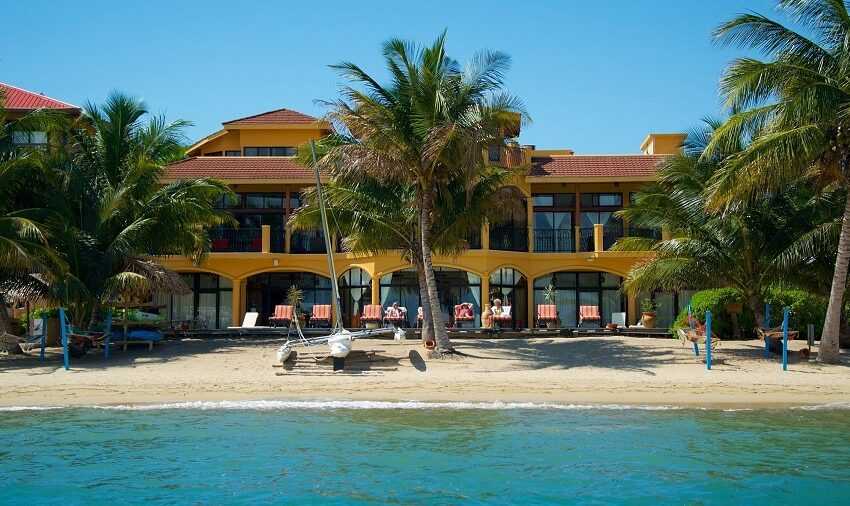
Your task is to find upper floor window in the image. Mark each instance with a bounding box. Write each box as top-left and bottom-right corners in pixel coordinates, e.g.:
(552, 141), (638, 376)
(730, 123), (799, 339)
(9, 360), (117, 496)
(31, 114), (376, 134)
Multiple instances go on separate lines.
(533, 193), (575, 208)
(214, 194), (243, 209)
(244, 146), (298, 157)
(245, 193), (284, 209)
(204, 151), (223, 156)
(12, 131), (48, 146)
(225, 150), (241, 157)
(580, 193), (622, 207)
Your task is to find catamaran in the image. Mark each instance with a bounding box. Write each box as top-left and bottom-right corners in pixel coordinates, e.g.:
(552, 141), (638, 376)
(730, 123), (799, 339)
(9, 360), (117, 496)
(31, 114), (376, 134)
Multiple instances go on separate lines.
(275, 141), (404, 369)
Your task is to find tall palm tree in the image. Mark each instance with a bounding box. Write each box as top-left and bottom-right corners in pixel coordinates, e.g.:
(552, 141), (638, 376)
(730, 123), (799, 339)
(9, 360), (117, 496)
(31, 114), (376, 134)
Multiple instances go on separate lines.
(43, 92), (233, 327)
(708, 0), (850, 362)
(616, 120), (841, 330)
(319, 33), (527, 352)
(291, 152), (517, 342)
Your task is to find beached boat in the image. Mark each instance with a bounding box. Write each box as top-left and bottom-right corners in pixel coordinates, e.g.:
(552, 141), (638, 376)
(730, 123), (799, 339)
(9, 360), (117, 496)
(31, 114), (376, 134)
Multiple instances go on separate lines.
(275, 142), (404, 369)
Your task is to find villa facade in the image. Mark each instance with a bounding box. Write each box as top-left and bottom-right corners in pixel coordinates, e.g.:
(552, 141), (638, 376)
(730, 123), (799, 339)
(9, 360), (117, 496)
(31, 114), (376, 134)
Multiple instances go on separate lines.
(159, 108), (694, 330)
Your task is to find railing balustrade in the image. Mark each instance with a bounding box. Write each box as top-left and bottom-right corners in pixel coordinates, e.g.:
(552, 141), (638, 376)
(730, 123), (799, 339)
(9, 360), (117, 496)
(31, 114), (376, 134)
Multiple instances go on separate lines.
(489, 225), (528, 252)
(291, 230), (327, 254)
(534, 229), (574, 253)
(209, 228), (262, 252)
(603, 224), (624, 250)
(627, 227), (662, 240)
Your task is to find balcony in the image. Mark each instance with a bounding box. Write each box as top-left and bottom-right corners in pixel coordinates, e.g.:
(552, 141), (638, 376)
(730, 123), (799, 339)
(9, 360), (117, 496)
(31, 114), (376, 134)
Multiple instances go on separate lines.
(534, 229), (574, 253)
(489, 225), (528, 252)
(291, 230), (327, 254)
(467, 229), (482, 250)
(603, 224), (623, 250)
(578, 227), (595, 252)
(210, 228), (262, 253)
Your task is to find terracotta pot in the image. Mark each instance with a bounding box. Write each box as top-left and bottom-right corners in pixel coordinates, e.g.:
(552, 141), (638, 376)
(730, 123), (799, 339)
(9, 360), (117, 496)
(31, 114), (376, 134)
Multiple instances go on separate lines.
(641, 312), (658, 329)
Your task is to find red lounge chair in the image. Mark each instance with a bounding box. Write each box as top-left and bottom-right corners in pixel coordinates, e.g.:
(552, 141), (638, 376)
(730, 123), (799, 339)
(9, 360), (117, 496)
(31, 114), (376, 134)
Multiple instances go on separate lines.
(579, 305), (601, 327)
(537, 304), (558, 327)
(211, 238), (229, 251)
(268, 305), (293, 327)
(416, 307), (424, 327)
(310, 304), (332, 328)
(454, 303), (475, 328)
(383, 306), (407, 327)
(492, 305), (513, 329)
(360, 304), (384, 327)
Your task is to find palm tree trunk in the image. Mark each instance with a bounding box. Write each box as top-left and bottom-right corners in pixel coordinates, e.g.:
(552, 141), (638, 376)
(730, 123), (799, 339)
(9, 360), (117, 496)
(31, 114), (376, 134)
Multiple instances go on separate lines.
(746, 291), (765, 329)
(419, 194), (453, 351)
(0, 294), (23, 354)
(88, 302), (101, 330)
(415, 258), (435, 344)
(818, 193), (850, 363)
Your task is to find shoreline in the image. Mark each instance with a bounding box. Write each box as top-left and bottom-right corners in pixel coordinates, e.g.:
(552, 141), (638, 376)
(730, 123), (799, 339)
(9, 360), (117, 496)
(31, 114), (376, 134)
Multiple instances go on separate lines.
(1, 336), (848, 410)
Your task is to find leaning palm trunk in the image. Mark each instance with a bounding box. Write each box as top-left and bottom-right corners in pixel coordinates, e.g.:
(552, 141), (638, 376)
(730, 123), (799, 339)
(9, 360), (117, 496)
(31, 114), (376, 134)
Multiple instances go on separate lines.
(420, 195), (452, 351)
(818, 195), (850, 363)
(415, 257), (435, 344)
(0, 293), (22, 354)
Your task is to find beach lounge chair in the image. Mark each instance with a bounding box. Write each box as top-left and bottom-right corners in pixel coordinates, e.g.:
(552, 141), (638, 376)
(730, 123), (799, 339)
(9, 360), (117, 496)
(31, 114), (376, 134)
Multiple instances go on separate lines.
(384, 306), (407, 327)
(757, 326), (800, 355)
(228, 311), (259, 329)
(268, 305), (294, 327)
(310, 304), (331, 328)
(454, 303), (475, 328)
(537, 304), (558, 327)
(676, 327), (721, 350)
(492, 305), (512, 329)
(360, 304), (383, 327)
(579, 305), (601, 327)
(416, 307), (424, 327)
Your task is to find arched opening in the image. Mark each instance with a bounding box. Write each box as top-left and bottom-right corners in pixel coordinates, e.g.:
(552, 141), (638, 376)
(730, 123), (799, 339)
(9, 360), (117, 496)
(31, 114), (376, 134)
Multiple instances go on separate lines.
(532, 271), (623, 327)
(153, 273), (233, 329)
(489, 187), (528, 252)
(488, 268), (528, 328)
(246, 272), (331, 325)
(340, 267), (372, 328)
(379, 268), (482, 327)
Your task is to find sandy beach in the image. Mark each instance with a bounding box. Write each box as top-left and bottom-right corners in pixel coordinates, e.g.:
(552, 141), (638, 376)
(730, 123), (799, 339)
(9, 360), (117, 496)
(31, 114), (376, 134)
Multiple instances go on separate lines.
(1, 335), (848, 409)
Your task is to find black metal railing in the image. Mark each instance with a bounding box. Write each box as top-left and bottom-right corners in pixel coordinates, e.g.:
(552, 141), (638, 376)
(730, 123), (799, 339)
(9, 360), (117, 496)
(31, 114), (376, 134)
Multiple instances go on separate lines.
(603, 224), (624, 250)
(270, 231), (285, 253)
(578, 227), (595, 252)
(291, 230), (327, 254)
(489, 225), (528, 252)
(467, 229), (482, 250)
(628, 227), (662, 240)
(210, 228), (262, 252)
(534, 229), (574, 253)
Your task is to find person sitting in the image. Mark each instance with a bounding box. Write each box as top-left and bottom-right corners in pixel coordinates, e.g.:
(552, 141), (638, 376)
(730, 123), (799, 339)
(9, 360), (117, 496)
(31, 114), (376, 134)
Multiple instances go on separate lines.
(385, 302), (404, 319)
(491, 299), (505, 318)
(458, 303), (473, 318)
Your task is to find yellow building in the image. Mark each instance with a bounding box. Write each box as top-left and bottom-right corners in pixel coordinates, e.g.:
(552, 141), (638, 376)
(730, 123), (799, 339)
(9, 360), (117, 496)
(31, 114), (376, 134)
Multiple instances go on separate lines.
(160, 108), (690, 331)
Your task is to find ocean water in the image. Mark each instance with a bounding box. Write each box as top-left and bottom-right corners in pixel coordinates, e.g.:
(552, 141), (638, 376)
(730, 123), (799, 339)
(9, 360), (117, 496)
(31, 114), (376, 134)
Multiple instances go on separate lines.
(2, 401), (850, 505)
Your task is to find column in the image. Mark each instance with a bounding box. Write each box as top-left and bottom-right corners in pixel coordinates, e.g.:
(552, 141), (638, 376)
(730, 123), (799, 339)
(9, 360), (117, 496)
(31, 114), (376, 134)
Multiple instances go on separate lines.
(593, 223), (604, 252)
(481, 272), (490, 306)
(371, 276), (380, 305)
(231, 278), (245, 327)
(627, 291), (637, 327)
(526, 197), (534, 253)
(261, 225), (271, 253)
(527, 282), (536, 329)
(482, 220), (490, 251)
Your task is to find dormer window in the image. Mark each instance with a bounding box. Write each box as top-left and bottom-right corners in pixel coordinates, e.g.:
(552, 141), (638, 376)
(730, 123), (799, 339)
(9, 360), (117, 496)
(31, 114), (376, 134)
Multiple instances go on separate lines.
(244, 146), (298, 156)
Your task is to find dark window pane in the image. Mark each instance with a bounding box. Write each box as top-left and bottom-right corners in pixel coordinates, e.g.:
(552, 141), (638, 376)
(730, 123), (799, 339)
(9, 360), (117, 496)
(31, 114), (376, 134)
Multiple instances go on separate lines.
(533, 194), (553, 207)
(271, 147), (287, 156)
(225, 150), (241, 156)
(244, 147), (258, 156)
(246, 194), (264, 208)
(264, 194), (284, 209)
(554, 193), (575, 207)
(257, 147), (271, 156)
(599, 193), (622, 206)
(284, 147), (298, 156)
(204, 151), (223, 156)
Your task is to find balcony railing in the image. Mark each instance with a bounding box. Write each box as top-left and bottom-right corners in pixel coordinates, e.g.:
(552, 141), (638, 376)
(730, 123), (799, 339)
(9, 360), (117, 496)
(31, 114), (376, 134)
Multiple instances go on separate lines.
(578, 227), (595, 252)
(467, 229), (482, 250)
(534, 229), (574, 253)
(489, 225), (528, 252)
(291, 230), (327, 254)
(210, 228), (262, 252)
(628, 227), (662, 240)
(603, 224), (623, 250)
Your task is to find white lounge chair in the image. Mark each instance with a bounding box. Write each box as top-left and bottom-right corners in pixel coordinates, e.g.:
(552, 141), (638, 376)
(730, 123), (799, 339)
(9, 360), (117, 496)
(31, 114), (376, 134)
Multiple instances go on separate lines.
(228, 311), (259, 329)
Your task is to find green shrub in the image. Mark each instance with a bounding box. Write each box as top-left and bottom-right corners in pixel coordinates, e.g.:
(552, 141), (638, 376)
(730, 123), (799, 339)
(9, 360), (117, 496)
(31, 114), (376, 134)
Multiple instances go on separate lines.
(18, 307), (60, 326)
(672, 288), (827, 339)
(671, 288), (756, 339)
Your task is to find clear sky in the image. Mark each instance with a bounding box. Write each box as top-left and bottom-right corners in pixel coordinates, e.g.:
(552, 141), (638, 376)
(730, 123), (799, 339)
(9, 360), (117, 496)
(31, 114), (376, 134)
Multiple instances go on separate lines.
(3, 0), (774, 153)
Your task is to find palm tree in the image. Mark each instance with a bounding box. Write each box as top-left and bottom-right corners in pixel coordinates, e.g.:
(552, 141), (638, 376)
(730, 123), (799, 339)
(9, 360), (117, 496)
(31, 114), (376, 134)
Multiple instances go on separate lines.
(290, 151), (517, 342)
(708, 0), (850, 362)
(616, 120), (841, 329)
(43, 92), (233, 327)
(319, 33), (527, 352)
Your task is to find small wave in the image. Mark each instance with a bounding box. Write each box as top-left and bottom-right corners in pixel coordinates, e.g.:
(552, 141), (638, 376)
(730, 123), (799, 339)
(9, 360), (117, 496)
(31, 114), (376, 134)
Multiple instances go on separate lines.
(87, 400), (686, 412)
(0, 406), (64, 412)
(791, 402), (850, 411)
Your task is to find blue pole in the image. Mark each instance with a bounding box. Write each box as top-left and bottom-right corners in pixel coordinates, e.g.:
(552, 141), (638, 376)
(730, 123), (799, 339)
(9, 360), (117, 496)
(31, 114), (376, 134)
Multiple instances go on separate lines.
(782, 308), (790, 371)
(59, 308), (69, 371)
(39, 315), (46, 362)
(104, 312), (112, 359)
(763, 303), (771, 358)
(705, 311), (712, 370)
(688, 302), (699, 356)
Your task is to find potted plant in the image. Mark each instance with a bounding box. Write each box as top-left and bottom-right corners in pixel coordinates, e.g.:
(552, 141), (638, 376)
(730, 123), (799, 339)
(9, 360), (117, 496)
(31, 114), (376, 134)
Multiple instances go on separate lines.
(640, 298), (660, 329)
(543, 283), (558, 329)
(287, 285), (305, 327)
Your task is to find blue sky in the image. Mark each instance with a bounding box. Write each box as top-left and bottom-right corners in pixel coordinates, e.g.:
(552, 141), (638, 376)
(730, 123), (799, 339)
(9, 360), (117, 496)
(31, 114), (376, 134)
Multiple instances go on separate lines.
(3, 0), (774, 153)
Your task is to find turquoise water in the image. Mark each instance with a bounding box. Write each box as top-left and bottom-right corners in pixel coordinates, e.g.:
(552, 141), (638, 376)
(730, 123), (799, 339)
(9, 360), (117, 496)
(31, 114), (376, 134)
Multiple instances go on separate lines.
(2, 401), (850, 505)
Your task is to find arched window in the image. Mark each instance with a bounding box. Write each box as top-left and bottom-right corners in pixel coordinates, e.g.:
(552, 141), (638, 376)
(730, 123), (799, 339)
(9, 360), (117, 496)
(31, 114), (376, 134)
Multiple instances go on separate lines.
(246, 272), (331, 325)
(489, 268), (528, 328)
(340, 268), (371, 328)
(533, 272), (623, 327)
(379, 268), (482, 327)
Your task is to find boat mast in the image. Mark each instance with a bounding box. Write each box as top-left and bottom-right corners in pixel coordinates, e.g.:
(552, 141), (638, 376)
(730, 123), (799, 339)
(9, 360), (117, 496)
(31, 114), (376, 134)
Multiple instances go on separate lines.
(310, 140), (343, 331)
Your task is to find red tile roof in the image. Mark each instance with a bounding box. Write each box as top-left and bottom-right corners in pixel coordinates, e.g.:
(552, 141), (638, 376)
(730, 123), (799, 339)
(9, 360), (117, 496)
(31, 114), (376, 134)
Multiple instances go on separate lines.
(530, 154), (667, 178)
(0, 82), (80, 112)
(223, 108), (321, 126)
(166, 156), (320, 180)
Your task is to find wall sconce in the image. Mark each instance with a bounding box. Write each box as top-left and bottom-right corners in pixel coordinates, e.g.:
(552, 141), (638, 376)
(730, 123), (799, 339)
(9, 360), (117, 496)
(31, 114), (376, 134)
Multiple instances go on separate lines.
(273, 259), (279, 266)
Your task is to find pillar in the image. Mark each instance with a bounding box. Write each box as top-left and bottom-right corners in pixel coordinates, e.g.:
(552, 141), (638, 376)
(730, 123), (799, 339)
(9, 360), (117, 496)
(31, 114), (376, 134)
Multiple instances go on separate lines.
(371, 276), (380, 305)
(574, 225), (582, 252)
(261, 225), (271, 253)
(285, 226), (292, 254)
(482, 220), (490, 251)
(593, 223), (604, 252)
(231, 278), (246, 327)
(526, 196), (534, 253)
(481, 273), (490, 305)
(627, 291), (637, 327)
(527, 282), (536, 328)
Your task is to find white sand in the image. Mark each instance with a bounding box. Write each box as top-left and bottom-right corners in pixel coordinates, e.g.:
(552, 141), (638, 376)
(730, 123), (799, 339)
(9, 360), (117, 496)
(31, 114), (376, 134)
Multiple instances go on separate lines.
(1, 336), (848, 409)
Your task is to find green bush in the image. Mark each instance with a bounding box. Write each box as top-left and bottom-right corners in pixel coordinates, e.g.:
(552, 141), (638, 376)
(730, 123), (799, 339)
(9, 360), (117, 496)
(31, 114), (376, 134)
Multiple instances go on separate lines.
(671, 288), (756, 339)
(672, 288), (827, 339)
(18, 307), (60, 326)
